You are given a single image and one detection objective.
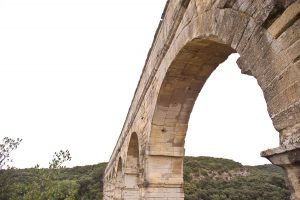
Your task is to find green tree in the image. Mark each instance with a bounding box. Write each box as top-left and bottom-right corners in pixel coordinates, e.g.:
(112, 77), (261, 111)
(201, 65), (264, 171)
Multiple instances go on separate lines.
(22, 150), (76, 200)
(0, 137), (22, 169)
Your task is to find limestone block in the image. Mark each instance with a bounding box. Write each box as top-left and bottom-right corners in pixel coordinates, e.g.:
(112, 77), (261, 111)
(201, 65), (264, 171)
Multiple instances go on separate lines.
(104, 1), (300, 199)
(268, 0), (300, 38)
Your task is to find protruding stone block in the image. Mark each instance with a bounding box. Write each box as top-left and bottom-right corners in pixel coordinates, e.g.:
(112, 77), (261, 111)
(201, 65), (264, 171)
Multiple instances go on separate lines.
(104, 0), (300, 199)
(268, 1), (300, 38)
(262, 145), (300, 200)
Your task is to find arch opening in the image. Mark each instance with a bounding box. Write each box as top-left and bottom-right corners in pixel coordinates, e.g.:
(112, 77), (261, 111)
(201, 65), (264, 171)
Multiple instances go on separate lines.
(123, 132), (140, 199)
(150, 39), (235, 152)
(116, 157), (122, 176)
(185, 53), (279, 165)
(126, 132), (139, 170)
(147, 38), (235, 187)
(146, 38), (283, 198)
(113, 157), (123, 200)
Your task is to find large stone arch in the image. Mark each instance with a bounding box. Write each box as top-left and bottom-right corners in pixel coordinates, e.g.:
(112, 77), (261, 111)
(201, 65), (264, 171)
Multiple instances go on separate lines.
(104, 0), (300, 199)
(145, 39), (234, 195)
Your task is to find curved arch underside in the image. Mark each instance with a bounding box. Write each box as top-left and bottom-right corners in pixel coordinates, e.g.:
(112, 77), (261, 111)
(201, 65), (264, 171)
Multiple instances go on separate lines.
(126, 132), (139, 170)
(123, 133), (140, 199)
(104, 0), (300, 199)
(150, 39), (234, 153)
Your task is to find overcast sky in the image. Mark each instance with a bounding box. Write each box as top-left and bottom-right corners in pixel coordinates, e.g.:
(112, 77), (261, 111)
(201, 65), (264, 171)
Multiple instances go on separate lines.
(0, 0), (279, 168)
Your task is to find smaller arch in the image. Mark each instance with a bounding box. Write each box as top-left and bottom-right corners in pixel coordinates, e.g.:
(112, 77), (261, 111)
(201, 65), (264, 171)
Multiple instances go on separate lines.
(116, 157), (123, 176)
(113, 157), (124, 200)
(126, 132), (140, 170)
(123, 132), (141, 199)
(112, 170), (116, 178)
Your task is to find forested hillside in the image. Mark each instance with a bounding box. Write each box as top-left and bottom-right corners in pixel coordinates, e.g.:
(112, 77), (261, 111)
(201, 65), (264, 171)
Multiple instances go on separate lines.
(183, 157), (290, 200)
(0, 157), (290, 200)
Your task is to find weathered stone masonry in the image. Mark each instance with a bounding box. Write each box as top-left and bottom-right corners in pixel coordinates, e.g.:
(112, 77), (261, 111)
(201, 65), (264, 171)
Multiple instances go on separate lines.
(104, 0), (300, 199)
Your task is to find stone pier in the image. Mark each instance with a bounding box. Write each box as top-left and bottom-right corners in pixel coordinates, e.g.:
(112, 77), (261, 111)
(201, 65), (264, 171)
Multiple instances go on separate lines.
(104, 0), (300, 199)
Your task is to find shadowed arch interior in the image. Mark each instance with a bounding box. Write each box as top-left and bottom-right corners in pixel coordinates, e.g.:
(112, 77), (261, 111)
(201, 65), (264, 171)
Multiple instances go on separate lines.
(113, 157), (123, 200)
(147, 38), (236, 185)
(104, 0), (300, 198)
(126, 132), (139, 170)
(123, 132), (140, 198)
(150, 38), (235, 151)
(116, 157), (122, 177)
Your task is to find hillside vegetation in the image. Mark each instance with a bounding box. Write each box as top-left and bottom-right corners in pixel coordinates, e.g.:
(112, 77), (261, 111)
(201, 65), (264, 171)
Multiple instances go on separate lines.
(183, 156), (290, 200)
(0, 156), (290, 200)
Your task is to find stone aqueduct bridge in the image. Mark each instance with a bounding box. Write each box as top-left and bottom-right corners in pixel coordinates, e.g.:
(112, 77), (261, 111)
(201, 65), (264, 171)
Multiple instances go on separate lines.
(104, 0), (300, 199)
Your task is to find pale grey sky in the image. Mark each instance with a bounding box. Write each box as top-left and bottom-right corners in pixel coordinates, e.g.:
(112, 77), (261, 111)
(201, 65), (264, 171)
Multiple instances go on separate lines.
(0, 0), (278, 168)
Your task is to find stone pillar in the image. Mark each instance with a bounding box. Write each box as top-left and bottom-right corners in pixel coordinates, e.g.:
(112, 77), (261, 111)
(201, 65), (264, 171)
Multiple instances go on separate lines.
(123, 168), (140, 199)
(262, 145), (300, 200)
(141, 183), (184, 199)
(103, 179), (115, 200)
(112, 171), (124, 200)
(141, 154), (185, 199)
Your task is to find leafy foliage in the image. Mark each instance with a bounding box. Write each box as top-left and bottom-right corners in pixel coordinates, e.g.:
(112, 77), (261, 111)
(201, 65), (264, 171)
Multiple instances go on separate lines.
(0, 137), (22, 169)
(0, 156), (290, 200)
(22, 150), (74, 200)
(0, 162), (106, 200)
(183, 157), (290, 200)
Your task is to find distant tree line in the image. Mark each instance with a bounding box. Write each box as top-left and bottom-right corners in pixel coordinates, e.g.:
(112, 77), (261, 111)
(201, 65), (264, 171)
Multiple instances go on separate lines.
(0, 137), (290, 200)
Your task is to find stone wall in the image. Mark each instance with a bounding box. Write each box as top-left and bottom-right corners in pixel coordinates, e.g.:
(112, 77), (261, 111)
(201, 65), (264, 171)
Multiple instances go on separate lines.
(104, 0), (300, 199)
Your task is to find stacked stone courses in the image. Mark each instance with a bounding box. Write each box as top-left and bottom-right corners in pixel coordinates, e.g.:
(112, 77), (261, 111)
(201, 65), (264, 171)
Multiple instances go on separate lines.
(104, 0), (300, 199)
